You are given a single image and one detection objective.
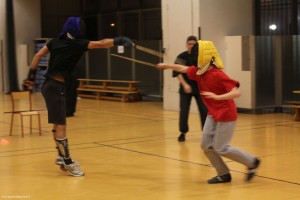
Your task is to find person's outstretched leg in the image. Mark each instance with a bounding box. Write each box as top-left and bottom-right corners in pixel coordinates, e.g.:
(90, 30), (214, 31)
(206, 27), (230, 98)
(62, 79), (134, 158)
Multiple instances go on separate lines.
(42, 78), (84, 176)
(212, 120), (260, 182)
(201, 116), (231, 184)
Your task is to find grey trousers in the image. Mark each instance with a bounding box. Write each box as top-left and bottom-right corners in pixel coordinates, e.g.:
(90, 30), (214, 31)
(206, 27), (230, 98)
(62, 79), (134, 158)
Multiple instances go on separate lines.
(201, 115), (255, 176)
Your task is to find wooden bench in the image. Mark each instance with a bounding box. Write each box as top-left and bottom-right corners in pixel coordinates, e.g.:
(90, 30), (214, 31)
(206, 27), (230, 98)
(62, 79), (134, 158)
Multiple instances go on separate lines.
(77, 79), (141, 102)
(285, 100), (300, 121)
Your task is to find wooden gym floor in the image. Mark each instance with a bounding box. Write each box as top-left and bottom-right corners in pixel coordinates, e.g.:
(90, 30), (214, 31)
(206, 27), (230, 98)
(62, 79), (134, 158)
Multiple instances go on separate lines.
(0, 92), (299, 200)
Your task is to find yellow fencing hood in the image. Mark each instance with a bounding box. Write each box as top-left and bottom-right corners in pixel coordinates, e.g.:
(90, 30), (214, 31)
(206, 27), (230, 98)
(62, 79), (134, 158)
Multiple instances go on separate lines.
(196, 40), (224, 75)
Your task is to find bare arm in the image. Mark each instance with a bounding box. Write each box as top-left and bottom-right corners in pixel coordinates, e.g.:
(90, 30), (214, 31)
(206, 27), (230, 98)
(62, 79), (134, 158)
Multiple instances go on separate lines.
(157, 63), (188, 73)
(88, 38), (114, 49)
(201, 87), (241, 100)
(31, 45), (49, 70)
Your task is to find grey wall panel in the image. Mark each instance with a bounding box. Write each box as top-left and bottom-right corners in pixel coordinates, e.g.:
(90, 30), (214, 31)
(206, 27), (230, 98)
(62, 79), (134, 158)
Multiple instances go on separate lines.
(74, 53), (87, 78)
(110, 47), (133, 80)
(254, 35), (300, 108)
(281, 36), (295, 102)
(73, 41), (162, 98)
(88, 49), (108, 79)
(255, 36), (276, 107)
(135, 41), (161, 96)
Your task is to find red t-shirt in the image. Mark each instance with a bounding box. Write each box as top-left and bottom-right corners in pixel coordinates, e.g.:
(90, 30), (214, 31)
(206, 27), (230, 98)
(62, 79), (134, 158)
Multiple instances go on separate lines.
(187, 66), (239, 122)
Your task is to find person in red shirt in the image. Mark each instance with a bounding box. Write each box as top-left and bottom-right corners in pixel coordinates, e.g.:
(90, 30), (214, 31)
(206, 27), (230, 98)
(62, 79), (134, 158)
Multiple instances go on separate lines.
(157, 40), (260, 184)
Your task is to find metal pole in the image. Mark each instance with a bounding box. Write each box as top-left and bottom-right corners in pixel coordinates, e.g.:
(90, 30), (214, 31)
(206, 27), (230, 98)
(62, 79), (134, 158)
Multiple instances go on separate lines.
(107, 48), (111, 79)
(85, 51), (90, 79)
(0, 40), (4, 92)
(132, 46), (136, 80)
(159, 40), (163, 99)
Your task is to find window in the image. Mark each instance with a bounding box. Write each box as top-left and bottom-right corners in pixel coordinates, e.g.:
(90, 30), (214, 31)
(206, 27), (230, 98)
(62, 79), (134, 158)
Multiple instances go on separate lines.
(255, 0), (298, 35)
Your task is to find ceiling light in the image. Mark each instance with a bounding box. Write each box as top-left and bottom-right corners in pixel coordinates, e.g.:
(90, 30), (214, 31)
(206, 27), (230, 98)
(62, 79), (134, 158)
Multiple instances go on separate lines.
(269, 24), (277, 30)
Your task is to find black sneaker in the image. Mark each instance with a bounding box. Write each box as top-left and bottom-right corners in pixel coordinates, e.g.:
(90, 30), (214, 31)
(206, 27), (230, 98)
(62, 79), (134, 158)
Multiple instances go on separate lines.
(207, 173), (232, 184)
(246, 158), (261, 181)
(178, 133), (186, 142)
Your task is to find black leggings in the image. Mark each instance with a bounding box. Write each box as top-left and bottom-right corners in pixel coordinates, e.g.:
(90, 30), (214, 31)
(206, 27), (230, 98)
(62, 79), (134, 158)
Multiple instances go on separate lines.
(179, 93), (207, 133)
(42, 78), (66, 125)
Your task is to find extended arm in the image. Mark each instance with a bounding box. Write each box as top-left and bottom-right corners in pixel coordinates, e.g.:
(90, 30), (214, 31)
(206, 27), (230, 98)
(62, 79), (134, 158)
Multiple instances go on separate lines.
(88, 36), (133, 49)
(157, 63), (188, 73)
(88, 38), (114, 49)
(201, 87), (241, 100)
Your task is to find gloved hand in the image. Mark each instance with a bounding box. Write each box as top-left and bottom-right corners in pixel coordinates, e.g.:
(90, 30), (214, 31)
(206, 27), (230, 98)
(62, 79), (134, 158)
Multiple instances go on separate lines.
(113, 36), (134, 47)
(28, 68), (37, 81)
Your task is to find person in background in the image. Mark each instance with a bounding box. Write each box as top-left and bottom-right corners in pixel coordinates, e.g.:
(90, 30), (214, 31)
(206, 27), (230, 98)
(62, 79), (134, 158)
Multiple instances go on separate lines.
(173, 36), (207, 142)
(157, 40), (260, 184)
(30, 16), (133, 177)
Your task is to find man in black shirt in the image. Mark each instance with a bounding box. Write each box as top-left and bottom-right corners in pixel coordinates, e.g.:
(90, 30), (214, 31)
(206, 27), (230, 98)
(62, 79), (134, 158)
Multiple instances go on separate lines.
(173, 36), (207, 142)
(31, 16), (133, 176)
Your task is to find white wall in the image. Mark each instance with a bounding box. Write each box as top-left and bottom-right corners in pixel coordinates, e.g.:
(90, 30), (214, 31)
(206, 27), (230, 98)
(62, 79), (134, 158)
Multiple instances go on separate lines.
(161, 0), (254, 111)
(199, 0), (253, 59)
(161, 0), (201, 111)
(0, 0), (41, 92)
(225, 36), (254, 109)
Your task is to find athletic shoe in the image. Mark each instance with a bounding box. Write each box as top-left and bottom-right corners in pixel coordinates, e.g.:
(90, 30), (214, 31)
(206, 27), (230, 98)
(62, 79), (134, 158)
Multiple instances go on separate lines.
(55, 156), (80, 166)
(55, 156), (64, 165)
(246, 158), (261, 181)
(178, 133), (186, 142)
(207, 173), (232, 184)
(61, 163), (85, 177)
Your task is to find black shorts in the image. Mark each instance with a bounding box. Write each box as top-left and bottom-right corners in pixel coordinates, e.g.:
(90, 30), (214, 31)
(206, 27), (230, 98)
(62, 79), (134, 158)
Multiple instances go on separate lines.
(42, 78), (66, 125)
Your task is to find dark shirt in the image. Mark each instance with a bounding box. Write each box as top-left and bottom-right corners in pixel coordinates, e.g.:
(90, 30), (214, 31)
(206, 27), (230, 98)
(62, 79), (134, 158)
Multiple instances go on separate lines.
(46, 38), (89, 79)
(172, 51), (199, 94)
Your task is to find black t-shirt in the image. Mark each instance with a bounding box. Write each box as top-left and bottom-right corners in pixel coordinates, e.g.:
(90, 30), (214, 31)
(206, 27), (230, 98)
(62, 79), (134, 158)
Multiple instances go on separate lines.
(46, 38), (90, 79)
(172, 51), (199, 94)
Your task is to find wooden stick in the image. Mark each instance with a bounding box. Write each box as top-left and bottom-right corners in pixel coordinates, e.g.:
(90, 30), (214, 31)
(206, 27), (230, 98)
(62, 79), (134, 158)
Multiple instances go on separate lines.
(110, 54), (157, 68)
(135, 45), (164, 58)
